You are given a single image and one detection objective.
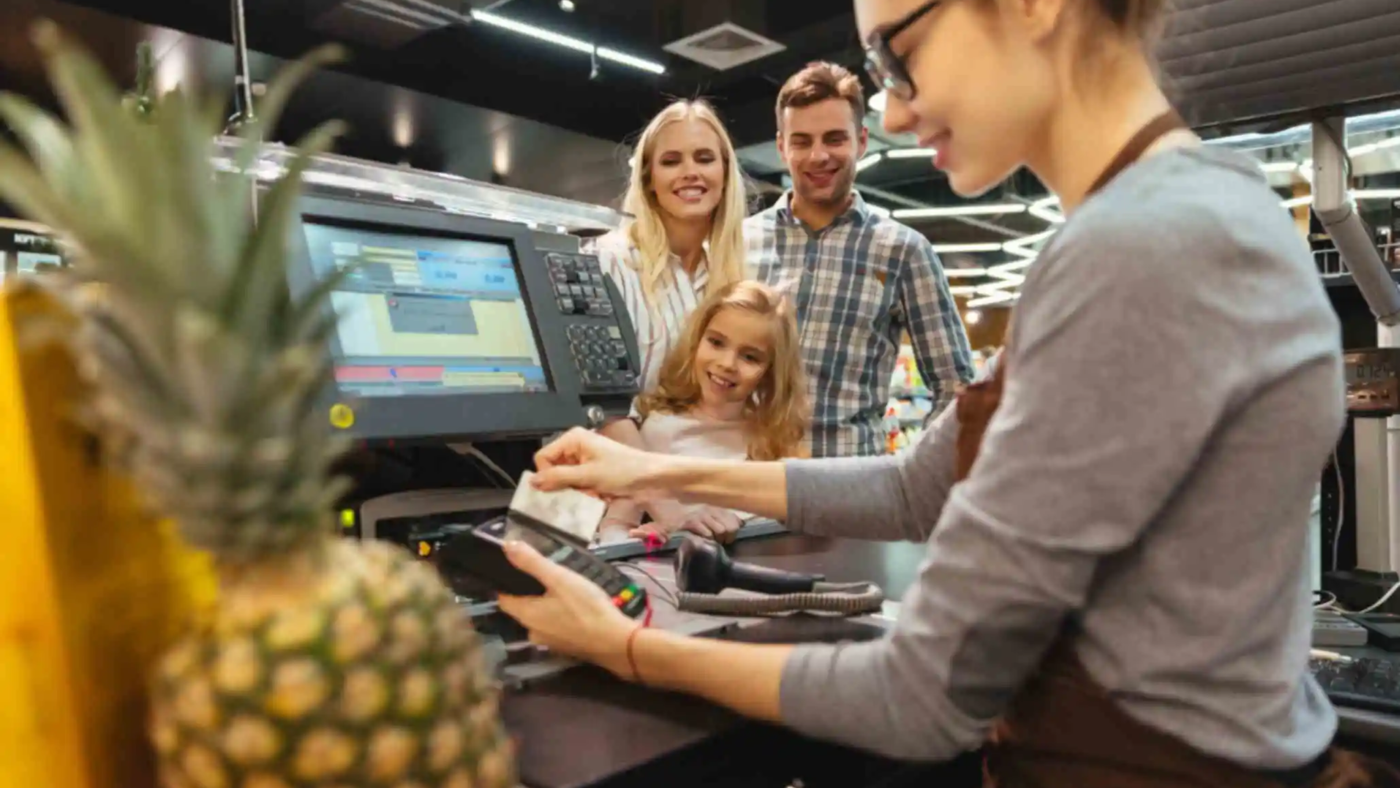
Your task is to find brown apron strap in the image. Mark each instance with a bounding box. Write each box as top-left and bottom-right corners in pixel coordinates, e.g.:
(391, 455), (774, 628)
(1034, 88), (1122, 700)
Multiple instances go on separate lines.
(1087, 110), (1188, 196)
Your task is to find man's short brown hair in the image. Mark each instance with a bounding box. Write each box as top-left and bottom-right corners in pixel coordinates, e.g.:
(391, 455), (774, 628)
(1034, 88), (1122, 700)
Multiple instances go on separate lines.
(775, 62), (865, 131)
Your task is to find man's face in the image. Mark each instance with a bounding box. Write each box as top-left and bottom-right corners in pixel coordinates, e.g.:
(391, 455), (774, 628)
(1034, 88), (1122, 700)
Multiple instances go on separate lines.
(778, 98), (868, 208)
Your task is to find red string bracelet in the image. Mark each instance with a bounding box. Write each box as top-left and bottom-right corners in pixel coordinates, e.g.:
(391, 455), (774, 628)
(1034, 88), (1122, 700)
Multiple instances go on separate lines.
(626, 626), (645, 684)
(626, 599), (654, 683)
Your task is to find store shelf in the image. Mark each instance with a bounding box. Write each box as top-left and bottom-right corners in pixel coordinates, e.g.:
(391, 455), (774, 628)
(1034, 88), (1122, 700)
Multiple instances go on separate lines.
(212, 137), (628, 234)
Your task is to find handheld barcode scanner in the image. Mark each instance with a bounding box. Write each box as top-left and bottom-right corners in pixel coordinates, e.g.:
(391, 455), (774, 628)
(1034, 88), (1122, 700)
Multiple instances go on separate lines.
(673, 535), (885, 617)
(437, 472), (649, 618)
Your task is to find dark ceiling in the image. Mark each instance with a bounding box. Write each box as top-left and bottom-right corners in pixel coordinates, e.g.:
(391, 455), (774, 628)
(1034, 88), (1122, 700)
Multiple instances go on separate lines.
(37, 0), (865, 149)
(3, 0), (1400, 260)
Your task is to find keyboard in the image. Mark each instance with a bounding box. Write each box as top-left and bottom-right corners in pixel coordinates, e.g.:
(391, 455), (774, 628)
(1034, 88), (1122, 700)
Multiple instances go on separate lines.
(592, 517), (788, 561)
(1309, 653), (1400, 715)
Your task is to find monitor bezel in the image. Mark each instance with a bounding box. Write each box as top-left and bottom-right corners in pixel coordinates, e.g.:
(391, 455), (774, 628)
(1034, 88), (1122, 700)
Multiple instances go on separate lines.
(286, 194), (590, 444)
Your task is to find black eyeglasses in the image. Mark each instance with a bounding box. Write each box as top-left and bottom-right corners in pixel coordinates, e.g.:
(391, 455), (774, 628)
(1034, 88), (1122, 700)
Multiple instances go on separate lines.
(863, 0), (942, 101)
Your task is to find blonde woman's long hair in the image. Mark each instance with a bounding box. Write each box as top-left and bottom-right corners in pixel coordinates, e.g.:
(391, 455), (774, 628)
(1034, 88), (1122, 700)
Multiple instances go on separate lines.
(622, 99), (747, 307)
(637, 281), (810, 462)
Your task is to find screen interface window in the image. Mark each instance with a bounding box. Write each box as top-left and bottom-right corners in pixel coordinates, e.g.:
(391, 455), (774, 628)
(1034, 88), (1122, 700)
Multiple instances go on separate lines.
(305, 221), (549, 397)
(0, 228), (66, 284)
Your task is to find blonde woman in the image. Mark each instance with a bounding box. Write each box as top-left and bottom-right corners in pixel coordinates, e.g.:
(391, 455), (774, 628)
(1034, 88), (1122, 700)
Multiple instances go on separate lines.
(586, 98), (748, 536)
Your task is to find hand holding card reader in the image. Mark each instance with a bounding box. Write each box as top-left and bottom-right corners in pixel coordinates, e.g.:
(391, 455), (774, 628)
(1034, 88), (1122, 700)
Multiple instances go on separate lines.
(437, 472), (648, 618)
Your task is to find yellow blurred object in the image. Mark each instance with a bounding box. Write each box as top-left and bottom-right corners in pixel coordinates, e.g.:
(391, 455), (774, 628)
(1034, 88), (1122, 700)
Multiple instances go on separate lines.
(0, 285), (217, 788)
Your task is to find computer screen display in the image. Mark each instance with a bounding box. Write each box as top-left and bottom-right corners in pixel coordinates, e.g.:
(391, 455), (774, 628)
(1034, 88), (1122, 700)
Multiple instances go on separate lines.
(0, 224), (66, 284)
(303, 220), (550, 398)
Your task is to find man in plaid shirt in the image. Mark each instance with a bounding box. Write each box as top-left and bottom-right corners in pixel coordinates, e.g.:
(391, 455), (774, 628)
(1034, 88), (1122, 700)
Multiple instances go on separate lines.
(746, 62), (974, 457)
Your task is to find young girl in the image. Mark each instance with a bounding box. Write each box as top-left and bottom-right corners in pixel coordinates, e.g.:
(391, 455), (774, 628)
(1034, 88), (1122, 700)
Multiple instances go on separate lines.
(597, 281), (809, 543)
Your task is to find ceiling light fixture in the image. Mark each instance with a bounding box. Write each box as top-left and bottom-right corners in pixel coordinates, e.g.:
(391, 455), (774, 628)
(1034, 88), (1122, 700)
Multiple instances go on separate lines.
(1351, 136), (1400, 157)
(886, 148), (936, 159)
(944, 268), (988, 278)
(1027, 195), (1064, 224)
(857, 153), (883, 172)
(894, 203), (1028, 219)
(949, 286), (981, 296)
(967, 291), (1018, 308)
(988, 258), (1036, 276)
(1259, 160), (1301, 174)
(932, 242), (1004, 253)
(1354, 189), (1400, 200)
(559, 0), (576, 10)
(1278, 189), (1400, 210)
(1003, 228), (1056, 257)
(470, 9), (666, 74)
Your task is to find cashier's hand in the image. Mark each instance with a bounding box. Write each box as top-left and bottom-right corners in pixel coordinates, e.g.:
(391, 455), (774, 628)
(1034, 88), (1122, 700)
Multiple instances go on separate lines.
(533, 427), (666, 501)
(496, 539), (636, 676)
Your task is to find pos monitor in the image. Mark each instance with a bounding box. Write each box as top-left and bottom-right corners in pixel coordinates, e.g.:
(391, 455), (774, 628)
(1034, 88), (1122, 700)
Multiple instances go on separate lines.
(284, 195), (641, 443)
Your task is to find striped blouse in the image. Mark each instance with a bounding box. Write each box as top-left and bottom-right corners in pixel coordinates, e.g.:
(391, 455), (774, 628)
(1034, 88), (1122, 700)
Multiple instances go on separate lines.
(584, 230), (710, 396)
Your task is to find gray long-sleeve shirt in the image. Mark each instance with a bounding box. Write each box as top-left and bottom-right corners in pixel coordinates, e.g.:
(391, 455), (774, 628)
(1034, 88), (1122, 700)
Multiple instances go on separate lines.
(779, 145), (1344, 769)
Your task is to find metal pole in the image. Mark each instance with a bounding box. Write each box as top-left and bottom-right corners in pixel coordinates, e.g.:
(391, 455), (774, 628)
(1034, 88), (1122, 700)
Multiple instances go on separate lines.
(1313, 116), (1400, 573)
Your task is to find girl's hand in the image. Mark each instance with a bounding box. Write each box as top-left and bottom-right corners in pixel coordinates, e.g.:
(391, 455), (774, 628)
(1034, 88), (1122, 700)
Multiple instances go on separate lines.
(495, 540), (637, 676)
(680, 507), (743, 543)
(533, 427), (669, 500)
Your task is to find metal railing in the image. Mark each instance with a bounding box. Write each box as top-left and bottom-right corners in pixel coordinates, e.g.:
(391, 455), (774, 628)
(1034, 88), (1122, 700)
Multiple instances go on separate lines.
(1317, 243), (1400, 279)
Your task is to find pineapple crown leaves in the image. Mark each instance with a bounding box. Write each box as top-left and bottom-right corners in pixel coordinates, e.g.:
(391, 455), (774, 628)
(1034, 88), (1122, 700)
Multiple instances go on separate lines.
(0, 22), (358, 562)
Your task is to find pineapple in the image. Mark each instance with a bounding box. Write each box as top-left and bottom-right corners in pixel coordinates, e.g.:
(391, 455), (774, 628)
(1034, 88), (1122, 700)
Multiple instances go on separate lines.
(0, 23), (516, 788)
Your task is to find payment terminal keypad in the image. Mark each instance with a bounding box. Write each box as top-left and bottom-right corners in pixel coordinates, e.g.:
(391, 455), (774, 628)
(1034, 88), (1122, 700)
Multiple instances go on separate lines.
(441, 516), (649, 619)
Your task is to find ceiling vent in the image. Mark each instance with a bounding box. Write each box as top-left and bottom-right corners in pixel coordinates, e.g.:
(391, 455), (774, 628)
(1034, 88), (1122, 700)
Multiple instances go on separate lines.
(309, 0), (468, 48)
(659, 0), (785, 71)
(664, 22), (786, 71)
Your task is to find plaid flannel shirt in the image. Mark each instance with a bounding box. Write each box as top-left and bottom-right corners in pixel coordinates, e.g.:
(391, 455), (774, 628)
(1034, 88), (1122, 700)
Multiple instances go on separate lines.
(745, 192), (975, 457)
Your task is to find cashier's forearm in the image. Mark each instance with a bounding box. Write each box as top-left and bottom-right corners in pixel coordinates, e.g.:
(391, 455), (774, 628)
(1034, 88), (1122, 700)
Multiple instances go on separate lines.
(627, 628), (790, 722)
(648, 457), (788, 521)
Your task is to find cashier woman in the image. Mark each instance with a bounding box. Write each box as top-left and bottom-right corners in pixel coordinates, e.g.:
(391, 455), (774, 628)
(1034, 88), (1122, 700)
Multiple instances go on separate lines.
(501, 0), (1395, 785)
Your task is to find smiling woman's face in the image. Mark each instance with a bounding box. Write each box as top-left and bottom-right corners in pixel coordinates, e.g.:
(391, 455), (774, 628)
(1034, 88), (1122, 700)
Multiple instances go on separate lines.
(856, 0), (1059, 197)
(648, 118), (726, 223)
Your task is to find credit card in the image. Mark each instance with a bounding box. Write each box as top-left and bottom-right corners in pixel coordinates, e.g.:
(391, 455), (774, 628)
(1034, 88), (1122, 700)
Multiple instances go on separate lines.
(509, 470), (606, 544)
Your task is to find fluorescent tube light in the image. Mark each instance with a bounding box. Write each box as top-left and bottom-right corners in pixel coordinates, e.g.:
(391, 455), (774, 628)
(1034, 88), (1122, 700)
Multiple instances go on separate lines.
(987, 259), (1035, 276)
(944, 268), (988, 278)
(1027, 195), (1064, 224)
(894, 203), (1028, 219)
(471, 10), (665, 74)
(932, 243), (1003, 253)
(1354, 189), (1400, 200)
(856, 154), (883, 172)
(968, 291), (1018, 308)
(886, 148), (936, 159)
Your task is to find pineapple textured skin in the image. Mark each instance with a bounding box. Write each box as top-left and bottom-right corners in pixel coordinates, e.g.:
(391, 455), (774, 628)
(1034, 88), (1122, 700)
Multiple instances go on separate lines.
(151, 540), (517, 788)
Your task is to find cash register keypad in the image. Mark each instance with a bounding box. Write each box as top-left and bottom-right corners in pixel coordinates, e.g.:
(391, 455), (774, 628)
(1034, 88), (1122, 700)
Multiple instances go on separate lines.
(548, 252), (636, 392)
(547, 253), (613, 317)
(568, 325), (635, 390)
